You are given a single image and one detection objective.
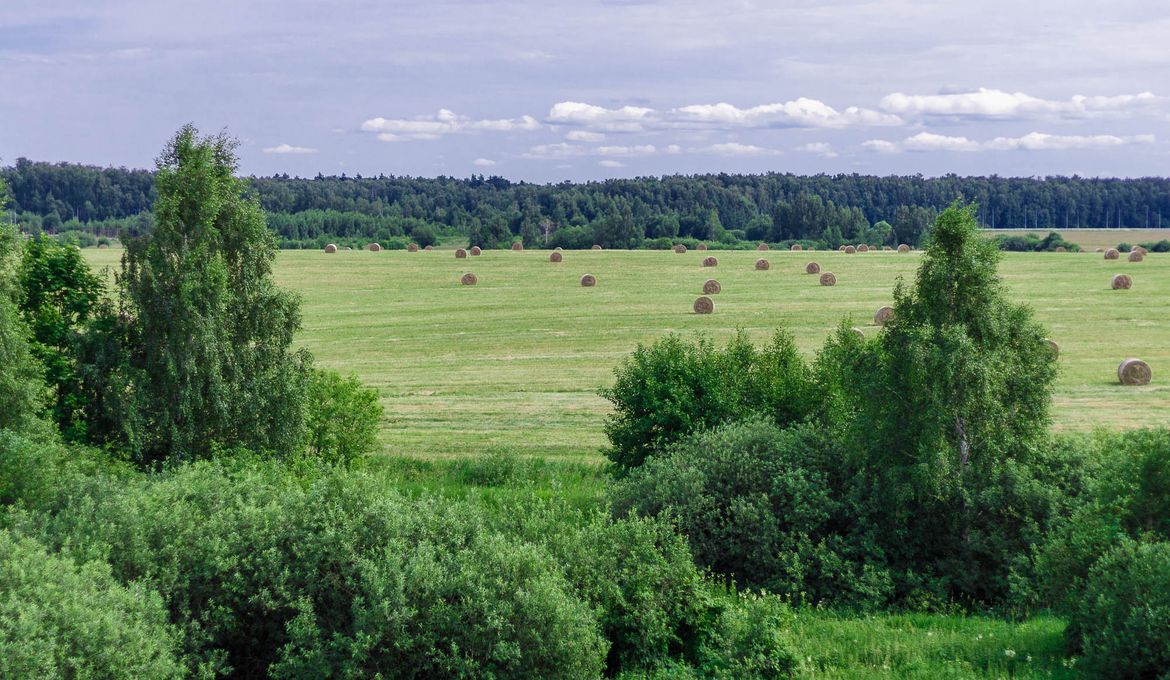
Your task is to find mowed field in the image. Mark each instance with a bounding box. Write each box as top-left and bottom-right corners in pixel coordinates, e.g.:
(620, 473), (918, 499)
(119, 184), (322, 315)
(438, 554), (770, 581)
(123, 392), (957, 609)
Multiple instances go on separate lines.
(984, 228), (1170, 250)
(85, 246), (1170, 461)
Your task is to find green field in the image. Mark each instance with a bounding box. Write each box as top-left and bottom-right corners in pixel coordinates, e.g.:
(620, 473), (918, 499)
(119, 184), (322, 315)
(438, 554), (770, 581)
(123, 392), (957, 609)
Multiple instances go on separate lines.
(86, 247), (1169, 461)
(984, 228), (1170, 250)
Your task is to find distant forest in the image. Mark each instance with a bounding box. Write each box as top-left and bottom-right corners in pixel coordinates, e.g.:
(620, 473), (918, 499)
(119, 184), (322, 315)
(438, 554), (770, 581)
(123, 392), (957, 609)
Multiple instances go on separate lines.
(3, 157), (1169, 249)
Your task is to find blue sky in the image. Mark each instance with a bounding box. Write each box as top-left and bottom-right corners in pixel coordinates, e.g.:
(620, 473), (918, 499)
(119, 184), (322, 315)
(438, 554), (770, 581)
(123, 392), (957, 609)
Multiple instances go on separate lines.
(2, 0), (1168, 181)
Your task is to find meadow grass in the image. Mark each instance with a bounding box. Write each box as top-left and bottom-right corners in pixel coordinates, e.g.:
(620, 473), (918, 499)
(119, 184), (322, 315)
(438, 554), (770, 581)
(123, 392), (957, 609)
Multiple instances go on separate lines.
(86, 246), (1169, 461)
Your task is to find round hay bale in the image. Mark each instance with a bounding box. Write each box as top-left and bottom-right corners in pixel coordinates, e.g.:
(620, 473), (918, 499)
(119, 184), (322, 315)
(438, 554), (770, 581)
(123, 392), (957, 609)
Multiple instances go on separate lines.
(819, 272), (837, 286)
(549, 251), (563, 262)
(693, 296), (714, 314)
(858, 244), (870, 253)
(1128, 250), (1144, 262)
(1118, 358), (1152, 386)
(97, 243), (109, 249)
(324, 243), (338, 253)
(460, 272), (478, 286)
(805, 261), (821, 274)
(424, 245), (434, 251)
(754, 258), (770, 271)
(897, 244), (910, 253)
(580, 274), (597, 287)
(791, 243), (803, 251)
(512, 242), (524, 251)
(673, 244), (688, 254)
(407, 243), (419, 252)
(345, 247), (353, 251)
(873, 305), (894, 326)
(1104, 248), (1119, 260)
(844, 245), (857, 254)
(697, 243), (708, 251)
(367, 242), (383, 252)
(591, 244), (602, 250)
(1042, 338), (1060, 358)
(702, 256), (718, 267)
(1133, 245), (1148, 256)
(838, 245), (847, 252)
(455, 248), (467, 259)
(554, 247), (563, 252)
(1111, 274), (1132, 290)
(703, 279), (721, 295)
(883, 246), (893, 251)
(1054, 246), (1067, 253)
(1095, 247), (1104, 253)
(851, 327), (865, 339)
(470, 246), (482, 256)
(757, 243), (769, 251)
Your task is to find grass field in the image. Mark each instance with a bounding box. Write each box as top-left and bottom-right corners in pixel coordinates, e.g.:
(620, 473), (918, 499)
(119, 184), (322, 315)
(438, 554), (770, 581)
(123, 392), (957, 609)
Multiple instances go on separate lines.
(984, 228), (1170, 250)
(85, 246), (1169, 461)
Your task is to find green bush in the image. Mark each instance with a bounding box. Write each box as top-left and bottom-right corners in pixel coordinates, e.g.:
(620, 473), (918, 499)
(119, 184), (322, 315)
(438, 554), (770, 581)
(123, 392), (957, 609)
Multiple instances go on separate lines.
(612, 418), (889, 608)
(303, 368), (383, 463)
(1071, 540), (1170, 679)
(602, 329), (816, 472)
(0, 529), (183, 679)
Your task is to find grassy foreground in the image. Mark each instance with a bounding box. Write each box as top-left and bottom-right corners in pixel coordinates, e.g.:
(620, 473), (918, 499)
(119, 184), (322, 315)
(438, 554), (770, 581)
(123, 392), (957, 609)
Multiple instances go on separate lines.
(86, 246), (1168, 461)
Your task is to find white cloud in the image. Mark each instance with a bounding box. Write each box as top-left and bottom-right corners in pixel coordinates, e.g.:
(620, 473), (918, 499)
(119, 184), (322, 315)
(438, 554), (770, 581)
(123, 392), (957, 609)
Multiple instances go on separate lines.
(523, 143), (657, 159)
(797, 142), (838, 158)
(880, 88), (1160, 120)
(865, 131), (1156, 153)
(599, 159), (625, 168)
(565, 130), (605, 142)
(665, 144), (682, 154)
(596, 144), (657, 156)
(673, 99), (902, 129)
(472, 157), (497, 166)
(697, 142), (780, 156)
(361, 109), (541, 141)
(262, 143), (318, 154)
(548, 101), (655, 131)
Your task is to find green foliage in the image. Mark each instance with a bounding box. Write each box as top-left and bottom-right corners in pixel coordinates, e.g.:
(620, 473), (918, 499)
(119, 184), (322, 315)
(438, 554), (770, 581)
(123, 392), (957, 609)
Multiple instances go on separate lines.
(409, 223), (438, 247)
(84, 125), (311, 463)
(995, 231), (1081, 252)
(612, 419), (888, 608)
(0, 529), (183, 679)
(602, 328), (816, 472)
(302, 368), (383, 463)
(0, 220), (46, 434)
(1070, 540), (1170, 679)
(16, 236), (103, 439)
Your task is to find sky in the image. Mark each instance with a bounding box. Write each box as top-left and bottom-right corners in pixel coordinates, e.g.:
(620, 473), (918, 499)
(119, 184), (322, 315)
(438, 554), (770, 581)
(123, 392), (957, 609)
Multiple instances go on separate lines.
(2, 0), (1168, 182)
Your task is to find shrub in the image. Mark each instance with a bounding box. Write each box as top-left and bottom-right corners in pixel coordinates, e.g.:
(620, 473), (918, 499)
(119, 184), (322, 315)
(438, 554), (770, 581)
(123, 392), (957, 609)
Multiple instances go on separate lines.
(302, 368), (383, 463)
(0, 529), (183, 679)
(409, 224), (438, 248)
(602, 329), (816, 472)
(1070, 540), (1170, 678)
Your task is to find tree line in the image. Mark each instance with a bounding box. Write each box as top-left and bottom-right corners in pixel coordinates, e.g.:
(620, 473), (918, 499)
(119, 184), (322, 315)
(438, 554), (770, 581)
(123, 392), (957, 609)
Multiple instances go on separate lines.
(4, 158), (1169, 249)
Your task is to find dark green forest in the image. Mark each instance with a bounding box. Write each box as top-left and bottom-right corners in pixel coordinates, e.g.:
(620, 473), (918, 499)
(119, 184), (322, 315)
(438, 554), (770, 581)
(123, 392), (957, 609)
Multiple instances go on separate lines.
(4, 158), (1169, 250)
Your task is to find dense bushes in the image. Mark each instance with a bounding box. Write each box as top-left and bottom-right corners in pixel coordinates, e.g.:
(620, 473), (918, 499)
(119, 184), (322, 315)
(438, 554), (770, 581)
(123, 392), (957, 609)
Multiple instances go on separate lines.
(602, 329), (816, 471)
(994, 231), (1080, 252)
(0, 529), (183, 679)
(303, 368), (384, 463)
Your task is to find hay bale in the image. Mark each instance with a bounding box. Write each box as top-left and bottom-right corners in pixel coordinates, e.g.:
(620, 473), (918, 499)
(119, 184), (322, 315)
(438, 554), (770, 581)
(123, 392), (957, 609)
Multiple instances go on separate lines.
(591, 244), (602, 250)
(882, 246), (893, 251)
(703, 279), (721, 295)
(757, 243), (769, 251)
(858, 244), (869, 253)
(873, 305), (894, 326)
(470, 246), (482, 256)
(1055, 246), (1067, 253)
(455, 248), (467, 259)
(702, 256), (718, 267)
(851, 327), (865, 339)
(693, 296), (714, 314)
(1095, 247), (1104, 253)
(424, 245), (434, 251)
(1042, 338), (1060, 358)
(673, 244), (688, 254)
(367, 242), (382, 252)
(580, 274), (597, 287)
(97, 243), (109, 249)
(755, 258), (770, 271)
(838, 245), (847, 252)
(1104, 248), (1119, 260)
(1133, 246), (1148, 256)
(697, 243), (708, 251)
(554, 247), (563, 252)
(460, 272), (478, 286)
(1118, 358), (1152, 386)
(549, 251), (563, 262)
(805, 261), (820, 274)
(512, 242), (524, 251)
(345, 247), (353, 251)
(844, 245), (857, 254)
(324, 244), (338, 253)
(791, 244), (803, 252)
(1128, 250), (1144, 262)
(407, 243), (419, 252)
(897, 244), (910, 253)
(1111, 274), (1132, 290)
(819, 272), (837, 286)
